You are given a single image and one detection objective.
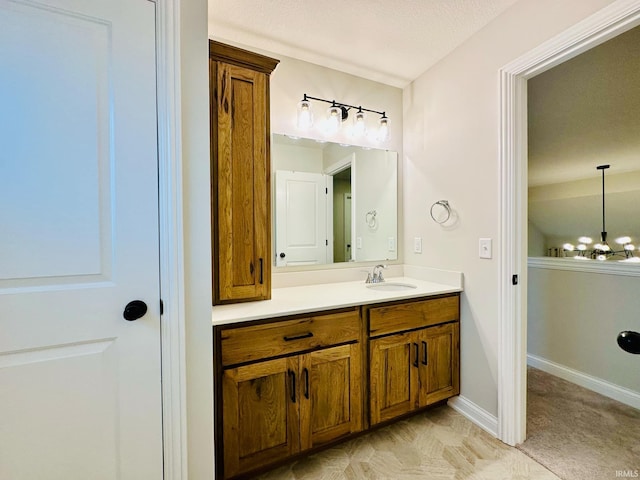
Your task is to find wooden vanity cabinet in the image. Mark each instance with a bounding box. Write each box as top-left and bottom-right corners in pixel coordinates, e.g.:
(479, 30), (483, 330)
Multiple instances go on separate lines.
(209, 41), (279, 304)
(368, 295), (460, 426)
(214, 293), (460, 479)
(216, 308), (363, 479)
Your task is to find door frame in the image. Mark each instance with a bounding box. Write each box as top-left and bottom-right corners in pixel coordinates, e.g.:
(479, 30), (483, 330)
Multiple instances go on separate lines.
(156, 0), (188, 478)
(498, 0), (640, 446)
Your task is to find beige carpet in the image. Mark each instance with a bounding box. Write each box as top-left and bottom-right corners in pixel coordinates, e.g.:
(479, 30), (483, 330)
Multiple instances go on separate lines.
(256, 404), (558, 479)
(517, 367), (640, 480)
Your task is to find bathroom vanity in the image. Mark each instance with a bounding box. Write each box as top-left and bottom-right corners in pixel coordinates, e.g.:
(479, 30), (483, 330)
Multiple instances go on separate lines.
(212, 278), (461, 479)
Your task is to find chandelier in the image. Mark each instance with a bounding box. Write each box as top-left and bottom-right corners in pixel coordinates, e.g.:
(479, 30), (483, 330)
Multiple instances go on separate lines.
(562, 165), (638, 262)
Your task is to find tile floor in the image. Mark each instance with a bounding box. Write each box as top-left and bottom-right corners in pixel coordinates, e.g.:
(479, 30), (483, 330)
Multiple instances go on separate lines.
(255, 405), (559, 480)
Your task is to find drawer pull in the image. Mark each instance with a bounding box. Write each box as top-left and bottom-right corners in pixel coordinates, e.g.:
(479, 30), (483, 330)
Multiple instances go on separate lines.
(283, 332), (314, 342)
(303, 368), (310, 399)
(422, 341), (428, 365)
(413, 343), (419, 368)
(288, 369), (296, 403)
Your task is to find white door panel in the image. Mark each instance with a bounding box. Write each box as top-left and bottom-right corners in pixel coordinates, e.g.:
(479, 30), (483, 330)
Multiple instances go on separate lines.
(0, 0), (162, 478)
(275, 171), (328, 266)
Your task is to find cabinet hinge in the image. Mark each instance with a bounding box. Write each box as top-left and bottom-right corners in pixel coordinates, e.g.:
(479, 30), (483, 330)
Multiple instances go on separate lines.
(512, 275), (518, 286)
(160, 299), (164, 315)
(325, 187), (328, 194)
(326, 239), (328, 246)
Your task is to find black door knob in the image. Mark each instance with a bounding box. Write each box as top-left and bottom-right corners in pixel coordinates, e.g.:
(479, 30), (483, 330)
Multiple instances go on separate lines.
(617, 331), (640, 354)
(279, 252), (286, 258)
(123, 300), (148, 321)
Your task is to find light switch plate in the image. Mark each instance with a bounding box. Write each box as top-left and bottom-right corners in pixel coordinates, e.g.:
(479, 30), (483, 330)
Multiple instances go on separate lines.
(388, 237), (395, 252)
(479, 238), (492, 259)
(357, 237), (362, 249)
(414, 237), (422, 254)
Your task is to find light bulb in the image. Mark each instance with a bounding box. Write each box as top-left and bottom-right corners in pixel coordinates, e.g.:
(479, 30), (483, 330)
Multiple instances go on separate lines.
(577, 244), (587, 251)
(563, 243), (575, 251)
(378, 114), (390, 142)
(297, 99), (313, 130)
(601, 244), (611, 251)
(578, 236), (593, 244)
(597, 254), (606, 261)
(625, 244), (635, 251)
(326, 104), (342, 135)
(594, 243), (603, 250)
(616, 236), (631, 244)
(574, 255), (589, 260)
(353, 108), (366, 137)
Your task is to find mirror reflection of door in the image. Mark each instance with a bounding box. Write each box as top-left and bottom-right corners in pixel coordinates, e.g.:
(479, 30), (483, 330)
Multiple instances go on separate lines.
(331, 166), (352, 262)
(275, 170), (330, 266)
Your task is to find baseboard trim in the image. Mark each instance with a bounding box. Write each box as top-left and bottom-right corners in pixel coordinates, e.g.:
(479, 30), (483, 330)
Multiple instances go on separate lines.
(527, 354), (640, 410)
(447, 395), (498, 437)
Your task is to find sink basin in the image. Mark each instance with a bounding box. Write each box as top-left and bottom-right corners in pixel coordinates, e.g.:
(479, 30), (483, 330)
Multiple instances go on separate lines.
(366, 282), (417, 291)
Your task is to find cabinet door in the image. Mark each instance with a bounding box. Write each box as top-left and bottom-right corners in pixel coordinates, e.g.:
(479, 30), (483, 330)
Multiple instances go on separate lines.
(299, 344), (362, 449)
(418, 322), (460, 406)
(222, 357), (299, 478)
(214, 61), (270, 303)
(369, 331), (420, 425)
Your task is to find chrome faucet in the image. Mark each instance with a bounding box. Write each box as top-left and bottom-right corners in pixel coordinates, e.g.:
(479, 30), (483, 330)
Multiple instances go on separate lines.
(370, 264), (387, 283)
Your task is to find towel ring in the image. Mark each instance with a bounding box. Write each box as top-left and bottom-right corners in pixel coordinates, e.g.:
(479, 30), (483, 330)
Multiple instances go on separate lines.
(430, 200), (451, 224)
(366, 210), (377, 228)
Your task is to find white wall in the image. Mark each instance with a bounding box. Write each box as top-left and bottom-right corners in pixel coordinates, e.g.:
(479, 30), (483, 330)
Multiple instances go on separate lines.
(353, 149), (398, 262)
(402, 0), (615, 416)
(272, 142), (323, 173)
(528, 267), (640, 393)
(182, 0), (214, 477)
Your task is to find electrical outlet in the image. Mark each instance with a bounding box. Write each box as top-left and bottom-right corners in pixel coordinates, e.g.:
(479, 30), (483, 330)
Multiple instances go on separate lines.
(414, 237), (422, 254)
(388, 237), (395, 251)
(357, 237), (362, 249)
(479, 238), (492, 259)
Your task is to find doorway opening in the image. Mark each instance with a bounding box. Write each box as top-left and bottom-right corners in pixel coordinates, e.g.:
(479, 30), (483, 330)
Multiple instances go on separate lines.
(498, 0), (640, 446)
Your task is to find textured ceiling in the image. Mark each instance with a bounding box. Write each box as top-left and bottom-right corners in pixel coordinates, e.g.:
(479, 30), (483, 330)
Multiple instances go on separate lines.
(528, 25), (640, 248)
(528, 25), (640, 186)
(208, 0), (519, 87)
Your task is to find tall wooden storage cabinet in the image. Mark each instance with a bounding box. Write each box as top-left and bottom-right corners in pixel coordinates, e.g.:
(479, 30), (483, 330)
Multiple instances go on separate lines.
(209, 41), (279, 304)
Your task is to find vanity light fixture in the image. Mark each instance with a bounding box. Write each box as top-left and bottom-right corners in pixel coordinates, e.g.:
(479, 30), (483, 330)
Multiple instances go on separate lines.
(296, 93), (389, 142)
(562, 164), (637, 262)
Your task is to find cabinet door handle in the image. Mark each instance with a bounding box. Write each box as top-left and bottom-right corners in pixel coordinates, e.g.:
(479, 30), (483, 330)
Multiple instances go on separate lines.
(259, 258), (264, 284)
(413, 343), (419, 368)
(288, 369), (296, 403)
(422, 341), (428, 365)
(283, 332), (313, 341)
(303, 367), (309, 399)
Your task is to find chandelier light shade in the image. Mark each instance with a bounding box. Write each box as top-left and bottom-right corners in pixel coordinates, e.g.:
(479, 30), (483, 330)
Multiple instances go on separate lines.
(562, 164), (638, 262)
(295, 93), (389, 142)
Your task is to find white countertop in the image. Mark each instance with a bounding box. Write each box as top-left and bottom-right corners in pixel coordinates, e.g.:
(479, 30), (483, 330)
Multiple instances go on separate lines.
(212, 276), (462, 325)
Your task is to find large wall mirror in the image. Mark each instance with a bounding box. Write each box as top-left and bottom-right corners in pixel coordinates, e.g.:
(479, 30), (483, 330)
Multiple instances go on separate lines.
(528, 25), (640, 264)
(272, 133), (398, 267)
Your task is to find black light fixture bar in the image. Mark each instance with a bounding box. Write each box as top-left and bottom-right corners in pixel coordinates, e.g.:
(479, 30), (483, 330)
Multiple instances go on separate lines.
(597, 164), (609, 244)
(301, 93), (387, 118)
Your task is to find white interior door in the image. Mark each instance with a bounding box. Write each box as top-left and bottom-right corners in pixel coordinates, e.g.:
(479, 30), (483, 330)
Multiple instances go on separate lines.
(275, 170), (328, 266)
(0, 0), (162, 478)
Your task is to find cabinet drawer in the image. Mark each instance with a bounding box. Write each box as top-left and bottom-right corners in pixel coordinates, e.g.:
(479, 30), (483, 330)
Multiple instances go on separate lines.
(369, 295), (459, 337)
(220, 309), (360, 367)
